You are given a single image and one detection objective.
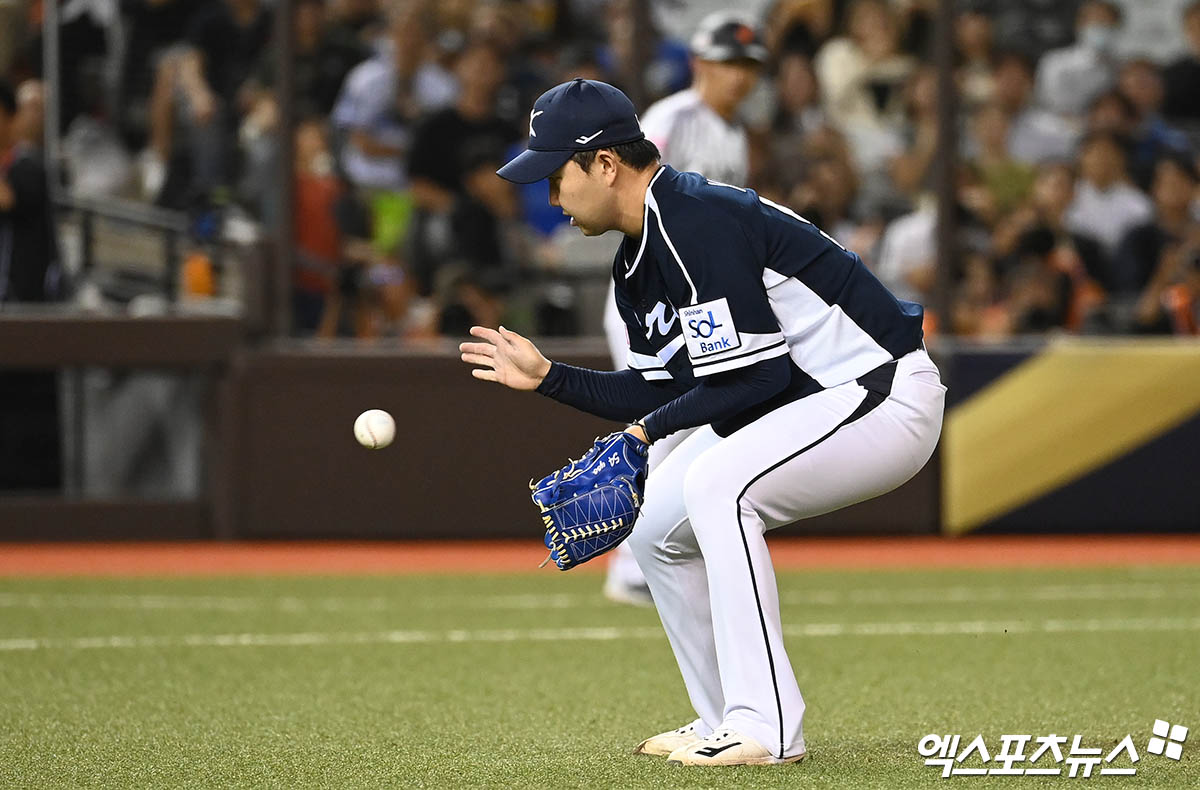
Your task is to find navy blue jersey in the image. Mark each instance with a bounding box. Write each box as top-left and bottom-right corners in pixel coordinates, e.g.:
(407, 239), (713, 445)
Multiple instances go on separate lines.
(613, 166), (924, 402)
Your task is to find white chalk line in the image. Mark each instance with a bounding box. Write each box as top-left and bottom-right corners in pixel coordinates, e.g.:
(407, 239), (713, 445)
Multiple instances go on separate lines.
(2, 617), (1199, 652)
(0, 582), (1198, 613)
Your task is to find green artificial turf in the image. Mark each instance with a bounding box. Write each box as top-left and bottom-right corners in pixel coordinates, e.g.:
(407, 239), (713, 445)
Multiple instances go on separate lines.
(1, 565), (1197, 789)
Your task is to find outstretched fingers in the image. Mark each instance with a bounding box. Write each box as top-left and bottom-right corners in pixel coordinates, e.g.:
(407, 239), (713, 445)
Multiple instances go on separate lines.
(460, 352), (496, 368)
(459, 342), (496, 358)
(471, 368), (499, 382)
(462, 331), (501, 382)
(469, 325), (503, 345)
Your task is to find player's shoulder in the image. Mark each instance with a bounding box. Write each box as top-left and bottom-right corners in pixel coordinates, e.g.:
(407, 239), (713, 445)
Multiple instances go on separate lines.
(332, 57), (393, 123)
(641, 89), (705, 131)
(647, 167), (759, 245)
(651, 167), (756, 219)
(343, 55), (391, 91)
(643, 89), (704, 119)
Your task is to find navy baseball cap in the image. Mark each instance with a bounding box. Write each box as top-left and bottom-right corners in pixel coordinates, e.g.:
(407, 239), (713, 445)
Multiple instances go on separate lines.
(496, 78), (645, 184)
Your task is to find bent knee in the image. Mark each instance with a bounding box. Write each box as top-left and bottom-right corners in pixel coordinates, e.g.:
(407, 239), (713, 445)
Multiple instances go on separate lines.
(682, 459), (741, 516)
(625, 521), (658, 560)
(628, 507), (696, 561)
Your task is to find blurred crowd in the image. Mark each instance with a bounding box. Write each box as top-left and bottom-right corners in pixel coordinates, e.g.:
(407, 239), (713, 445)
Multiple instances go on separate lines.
(1, 0), (1198, 337)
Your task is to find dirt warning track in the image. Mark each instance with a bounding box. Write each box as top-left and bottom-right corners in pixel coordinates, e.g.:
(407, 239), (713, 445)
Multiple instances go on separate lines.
(0, 535), (1197, 576)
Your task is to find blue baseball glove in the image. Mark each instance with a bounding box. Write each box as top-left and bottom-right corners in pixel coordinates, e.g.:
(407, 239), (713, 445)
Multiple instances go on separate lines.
(530, 431), (650, 571)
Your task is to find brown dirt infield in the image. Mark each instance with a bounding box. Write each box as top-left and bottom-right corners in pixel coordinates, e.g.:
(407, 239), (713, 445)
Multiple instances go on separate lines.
(0, 536), (1197, 576)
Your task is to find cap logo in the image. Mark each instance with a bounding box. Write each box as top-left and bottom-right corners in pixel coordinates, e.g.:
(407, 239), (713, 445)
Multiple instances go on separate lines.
(574, 130), (604, 145)
(529, 109), (544, 137)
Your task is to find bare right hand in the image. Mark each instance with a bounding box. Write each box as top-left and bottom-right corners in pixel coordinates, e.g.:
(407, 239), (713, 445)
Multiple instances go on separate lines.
(459, 326), (552, 391)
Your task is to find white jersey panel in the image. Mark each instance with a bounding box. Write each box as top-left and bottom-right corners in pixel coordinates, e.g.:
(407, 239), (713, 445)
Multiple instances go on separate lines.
(763, 268), (894, 388)
(641, 89), (750, 185)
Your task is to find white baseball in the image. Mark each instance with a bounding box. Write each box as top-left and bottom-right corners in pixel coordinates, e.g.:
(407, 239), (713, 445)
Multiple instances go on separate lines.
(354, 409), (395, 449)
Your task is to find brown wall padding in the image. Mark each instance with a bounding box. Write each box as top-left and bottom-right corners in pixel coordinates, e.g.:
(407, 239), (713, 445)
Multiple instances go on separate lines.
(235, 347), (938, 538)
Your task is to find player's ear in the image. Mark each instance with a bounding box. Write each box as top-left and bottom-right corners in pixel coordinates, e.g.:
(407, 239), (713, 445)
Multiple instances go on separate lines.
(597, 150), (619, 185)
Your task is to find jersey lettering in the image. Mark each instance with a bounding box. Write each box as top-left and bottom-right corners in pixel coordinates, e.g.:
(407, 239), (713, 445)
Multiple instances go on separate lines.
(643, 301), (678, 338)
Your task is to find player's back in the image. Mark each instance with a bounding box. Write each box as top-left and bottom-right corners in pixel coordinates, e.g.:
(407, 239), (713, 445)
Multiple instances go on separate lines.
(653, 169), (924, 389)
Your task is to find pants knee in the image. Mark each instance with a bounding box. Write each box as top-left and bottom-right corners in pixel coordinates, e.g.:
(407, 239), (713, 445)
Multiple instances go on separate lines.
(682, 461), (735, 521)
(625, 521), (657, 562)
(628, 502), (697, 563)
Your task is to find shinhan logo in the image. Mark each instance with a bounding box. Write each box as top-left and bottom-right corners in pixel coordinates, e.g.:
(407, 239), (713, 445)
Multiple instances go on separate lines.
(643, 302), (677, 338)
(574, 130), (604, 145)
(688, 310), (724, 339)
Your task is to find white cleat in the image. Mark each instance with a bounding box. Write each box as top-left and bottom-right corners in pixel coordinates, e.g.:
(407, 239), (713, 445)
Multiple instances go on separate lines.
(633, 720), (705, 756)
(666, 727), (806, 766)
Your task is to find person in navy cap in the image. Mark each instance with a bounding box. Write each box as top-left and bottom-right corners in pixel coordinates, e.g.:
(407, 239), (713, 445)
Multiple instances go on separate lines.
(496, 78), (653, 192)
(463, 78), (945, 767)
(600, 13), (768, 609)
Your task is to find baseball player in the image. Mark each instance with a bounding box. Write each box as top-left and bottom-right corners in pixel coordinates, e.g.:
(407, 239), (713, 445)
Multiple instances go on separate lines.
(602, 12), (767, 607)
(461, 79), (945, 766)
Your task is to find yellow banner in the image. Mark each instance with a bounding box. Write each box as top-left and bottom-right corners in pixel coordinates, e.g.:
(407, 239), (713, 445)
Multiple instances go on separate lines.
(943, 339), (1200, 534)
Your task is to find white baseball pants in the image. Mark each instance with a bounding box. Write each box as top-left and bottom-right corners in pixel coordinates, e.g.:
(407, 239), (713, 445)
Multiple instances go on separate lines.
(602, 281), (695, 591)
(626, 348), (945, 759)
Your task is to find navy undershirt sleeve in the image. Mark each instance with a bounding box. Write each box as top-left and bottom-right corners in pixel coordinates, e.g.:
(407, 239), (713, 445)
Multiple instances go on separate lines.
(536, 363), (688, 423)
(642, 353), (791, 440)
(535, 354), (791, 442)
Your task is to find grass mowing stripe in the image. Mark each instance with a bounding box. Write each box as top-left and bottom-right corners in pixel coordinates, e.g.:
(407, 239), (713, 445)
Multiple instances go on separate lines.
(4, 616), (1200, 651)
(3, 581), (1200, 612)
(3, 569), (1196, 790)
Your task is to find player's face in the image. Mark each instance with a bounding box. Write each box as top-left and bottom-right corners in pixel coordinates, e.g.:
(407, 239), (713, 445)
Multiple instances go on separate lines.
(704, 60), (761, 105)
(548, 159), (612, 236)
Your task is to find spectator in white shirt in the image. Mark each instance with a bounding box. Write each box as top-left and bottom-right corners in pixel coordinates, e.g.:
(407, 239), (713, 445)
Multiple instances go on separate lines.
(1066, 129), (1155, 257)
(993, 51), (1078, 166)
(331, 4), (457, 191)
(814, 0), (915, 177)
(1035, 1), (1123, 118)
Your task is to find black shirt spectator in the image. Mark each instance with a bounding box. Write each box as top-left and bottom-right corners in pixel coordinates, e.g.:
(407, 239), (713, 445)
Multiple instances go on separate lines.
(408, 110), (520, 196)
(0, 144), (59, 301)
(251, 0), (369, 118)
(119, 0), (201, 148)
(1, 82), (59, 304)
(0, 80), (61, 491)
(1162, 1), (1200, 122)
(1113, 155), (1200, 296)
(186, 0), (273, 109)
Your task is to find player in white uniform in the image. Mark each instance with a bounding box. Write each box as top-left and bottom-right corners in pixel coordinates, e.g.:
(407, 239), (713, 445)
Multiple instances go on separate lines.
(465, 79), (945, 766)
(602, 13), (767, 606)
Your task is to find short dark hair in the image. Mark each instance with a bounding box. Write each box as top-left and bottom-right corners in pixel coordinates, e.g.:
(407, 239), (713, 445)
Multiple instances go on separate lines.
(1158, 151), (1200, 183)
(1088, 89), (1137, 121)
(571, 138), (660, 173)
(0, 80), (15, 117)
(1082, 0), (1123, 24)
(1079, 128), (1131, 158)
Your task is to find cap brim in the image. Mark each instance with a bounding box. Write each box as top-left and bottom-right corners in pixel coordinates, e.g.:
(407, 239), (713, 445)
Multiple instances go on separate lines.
(496, 148), (574, 184)
(694, 44), (768, 64)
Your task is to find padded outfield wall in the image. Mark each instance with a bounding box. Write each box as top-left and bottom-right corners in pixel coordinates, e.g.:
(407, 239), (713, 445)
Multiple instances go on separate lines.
(228, 338), (1198, 539)
(1, 333), (1196, 538)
